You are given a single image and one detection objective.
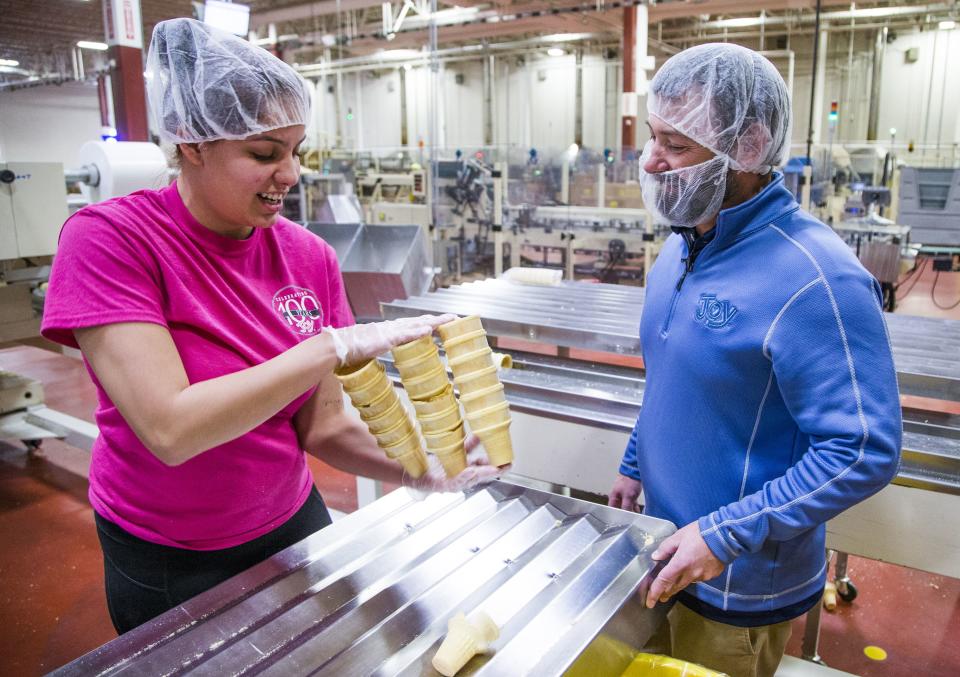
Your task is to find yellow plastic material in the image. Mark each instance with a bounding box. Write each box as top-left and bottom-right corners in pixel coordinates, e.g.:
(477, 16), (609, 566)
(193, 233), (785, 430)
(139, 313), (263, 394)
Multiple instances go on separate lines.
(563, 633), (637, 677)
(864, 646), (888, 661)
(432, 610), (499, 677)
(438, 315), (485, 342)
(621, 653), (726, 677)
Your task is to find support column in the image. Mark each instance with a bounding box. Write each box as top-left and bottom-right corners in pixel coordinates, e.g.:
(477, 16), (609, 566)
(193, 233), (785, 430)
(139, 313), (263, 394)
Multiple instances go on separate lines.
(810, 25), (829, 147)
(103, 0), (148, 141)
(621, 5), (636, 151)
(621, 4), (653, 154)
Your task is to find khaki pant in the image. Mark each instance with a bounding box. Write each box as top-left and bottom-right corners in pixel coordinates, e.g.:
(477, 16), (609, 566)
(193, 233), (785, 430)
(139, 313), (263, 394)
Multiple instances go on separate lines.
(643, 602), (793, 677)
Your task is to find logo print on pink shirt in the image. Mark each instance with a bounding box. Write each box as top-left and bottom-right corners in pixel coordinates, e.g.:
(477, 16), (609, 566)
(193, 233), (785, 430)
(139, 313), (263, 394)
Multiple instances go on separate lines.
(273, 285), (324, 335)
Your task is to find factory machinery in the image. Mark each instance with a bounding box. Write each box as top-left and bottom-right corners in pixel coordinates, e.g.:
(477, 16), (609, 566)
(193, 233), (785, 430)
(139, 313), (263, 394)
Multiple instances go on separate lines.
(307, 152), (663, 287)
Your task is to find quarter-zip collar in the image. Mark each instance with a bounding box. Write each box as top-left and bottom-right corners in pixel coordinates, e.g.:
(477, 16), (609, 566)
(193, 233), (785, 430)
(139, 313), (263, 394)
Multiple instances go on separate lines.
(710, 172), (798, 249)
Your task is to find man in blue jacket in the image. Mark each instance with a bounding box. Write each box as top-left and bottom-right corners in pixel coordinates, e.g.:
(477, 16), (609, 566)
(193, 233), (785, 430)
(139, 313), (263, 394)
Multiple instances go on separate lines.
(608, 43), (902, 677)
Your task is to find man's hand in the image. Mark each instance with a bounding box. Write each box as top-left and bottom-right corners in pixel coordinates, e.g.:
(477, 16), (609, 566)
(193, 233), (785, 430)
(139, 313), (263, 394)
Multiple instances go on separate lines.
(608, 475), (643, 512)
(645, 521), (725, 608)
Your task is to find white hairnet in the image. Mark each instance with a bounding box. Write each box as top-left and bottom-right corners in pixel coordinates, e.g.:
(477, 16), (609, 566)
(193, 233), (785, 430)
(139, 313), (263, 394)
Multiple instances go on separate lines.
(648, 43), (791, 174)
(146, 18), (311, 144)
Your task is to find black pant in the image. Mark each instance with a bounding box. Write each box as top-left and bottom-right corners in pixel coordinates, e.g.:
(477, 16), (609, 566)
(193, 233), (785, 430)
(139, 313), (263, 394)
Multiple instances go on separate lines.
(95, 487), (332, 634)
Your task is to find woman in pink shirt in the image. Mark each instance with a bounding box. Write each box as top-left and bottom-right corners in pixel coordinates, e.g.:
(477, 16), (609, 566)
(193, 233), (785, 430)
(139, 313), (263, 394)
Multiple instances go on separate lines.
(41, 18), (501, 635)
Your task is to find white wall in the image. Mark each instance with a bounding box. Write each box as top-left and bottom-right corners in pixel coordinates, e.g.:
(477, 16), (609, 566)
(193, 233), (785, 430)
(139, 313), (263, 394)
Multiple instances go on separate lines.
(441, 61), (484, 151)
(877, 27), (960, 147)
(0, 81), (103, 166)
(581, 55), (608, 150)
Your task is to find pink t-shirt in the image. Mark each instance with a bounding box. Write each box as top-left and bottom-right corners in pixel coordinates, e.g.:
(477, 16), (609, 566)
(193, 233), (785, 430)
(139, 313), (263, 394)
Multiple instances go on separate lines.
(42, 182), (354, 550)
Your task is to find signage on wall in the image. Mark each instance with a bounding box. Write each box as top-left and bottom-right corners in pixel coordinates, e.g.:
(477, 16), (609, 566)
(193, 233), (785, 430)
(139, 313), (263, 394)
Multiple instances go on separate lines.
(103, 0), (143, 49)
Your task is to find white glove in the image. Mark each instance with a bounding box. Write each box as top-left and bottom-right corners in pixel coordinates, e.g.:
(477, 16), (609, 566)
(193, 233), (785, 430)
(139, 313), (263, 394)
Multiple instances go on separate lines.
(325, 314), (456, 368)
(404, 435), (510, 495)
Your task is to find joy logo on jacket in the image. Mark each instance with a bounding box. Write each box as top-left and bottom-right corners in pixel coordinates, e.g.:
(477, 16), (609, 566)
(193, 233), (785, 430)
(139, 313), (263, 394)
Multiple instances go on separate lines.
(696, 293), (738, 329)
(272, 285), (324, 335)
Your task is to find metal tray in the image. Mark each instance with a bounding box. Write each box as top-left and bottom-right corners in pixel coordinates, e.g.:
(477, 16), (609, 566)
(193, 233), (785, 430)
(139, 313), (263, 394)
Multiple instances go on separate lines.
(52, 481), (674, 676)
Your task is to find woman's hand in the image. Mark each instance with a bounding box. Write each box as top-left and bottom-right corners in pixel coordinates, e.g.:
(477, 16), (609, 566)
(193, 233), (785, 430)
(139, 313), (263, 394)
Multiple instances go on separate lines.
(325, 314), (456, 368)
(404, 434), (509, 494)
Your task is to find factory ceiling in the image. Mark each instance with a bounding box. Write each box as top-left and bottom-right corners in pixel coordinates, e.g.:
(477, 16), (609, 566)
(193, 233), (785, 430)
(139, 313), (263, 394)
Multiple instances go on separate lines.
(0, 0), (954, 84)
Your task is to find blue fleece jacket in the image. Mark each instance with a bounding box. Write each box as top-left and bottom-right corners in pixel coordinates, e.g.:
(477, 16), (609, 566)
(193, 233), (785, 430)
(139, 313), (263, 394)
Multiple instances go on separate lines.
(619, 174), (902, 613)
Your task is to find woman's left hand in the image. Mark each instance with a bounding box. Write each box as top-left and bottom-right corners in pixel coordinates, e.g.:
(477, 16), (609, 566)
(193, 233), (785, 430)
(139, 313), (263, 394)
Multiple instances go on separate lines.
(404, 434), (509, 494)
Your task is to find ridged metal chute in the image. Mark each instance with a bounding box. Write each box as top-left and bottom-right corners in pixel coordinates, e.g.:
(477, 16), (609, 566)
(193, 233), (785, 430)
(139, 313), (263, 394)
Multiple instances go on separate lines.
(51, 482), (674, 676)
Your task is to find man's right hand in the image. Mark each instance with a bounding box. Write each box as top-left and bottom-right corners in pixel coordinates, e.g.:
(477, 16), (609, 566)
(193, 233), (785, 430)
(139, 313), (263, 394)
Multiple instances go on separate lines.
(608, 475), (642, 512)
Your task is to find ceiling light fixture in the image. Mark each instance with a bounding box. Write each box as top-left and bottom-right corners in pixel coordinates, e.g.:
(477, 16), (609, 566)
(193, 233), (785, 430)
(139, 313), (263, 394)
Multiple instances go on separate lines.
(77, 40), (108, 51)
(547, 47), (566, 57)
(939, 19), (957, 30)
(0, 58), (19, 67)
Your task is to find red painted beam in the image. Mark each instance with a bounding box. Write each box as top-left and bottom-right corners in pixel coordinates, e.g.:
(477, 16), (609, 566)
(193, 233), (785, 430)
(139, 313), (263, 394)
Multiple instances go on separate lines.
(621, 5), (636, 151)
(109, 45), (149, 141)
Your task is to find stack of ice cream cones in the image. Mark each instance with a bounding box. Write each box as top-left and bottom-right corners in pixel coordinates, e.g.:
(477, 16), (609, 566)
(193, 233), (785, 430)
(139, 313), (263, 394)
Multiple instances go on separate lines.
(392, 335), (467, 477)
(439, 316), (514, 467)
(335, 358), (428, 478)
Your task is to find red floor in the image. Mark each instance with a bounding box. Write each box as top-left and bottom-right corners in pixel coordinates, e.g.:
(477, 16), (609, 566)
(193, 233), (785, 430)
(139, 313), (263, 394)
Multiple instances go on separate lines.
(1, 265), (959, 675)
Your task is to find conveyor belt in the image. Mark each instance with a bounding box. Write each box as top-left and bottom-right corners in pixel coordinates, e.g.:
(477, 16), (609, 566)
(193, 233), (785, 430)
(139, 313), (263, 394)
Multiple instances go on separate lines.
(52, 482), (673, 677)
(382, 279), (960, 400)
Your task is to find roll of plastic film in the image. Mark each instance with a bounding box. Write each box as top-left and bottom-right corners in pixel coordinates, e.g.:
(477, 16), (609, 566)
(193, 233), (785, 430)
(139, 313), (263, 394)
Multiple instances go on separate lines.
(78, 140), (168, 203)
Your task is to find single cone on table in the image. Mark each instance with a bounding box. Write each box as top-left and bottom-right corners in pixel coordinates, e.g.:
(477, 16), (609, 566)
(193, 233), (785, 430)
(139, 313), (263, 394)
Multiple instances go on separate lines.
(432, 610), (500, 677)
